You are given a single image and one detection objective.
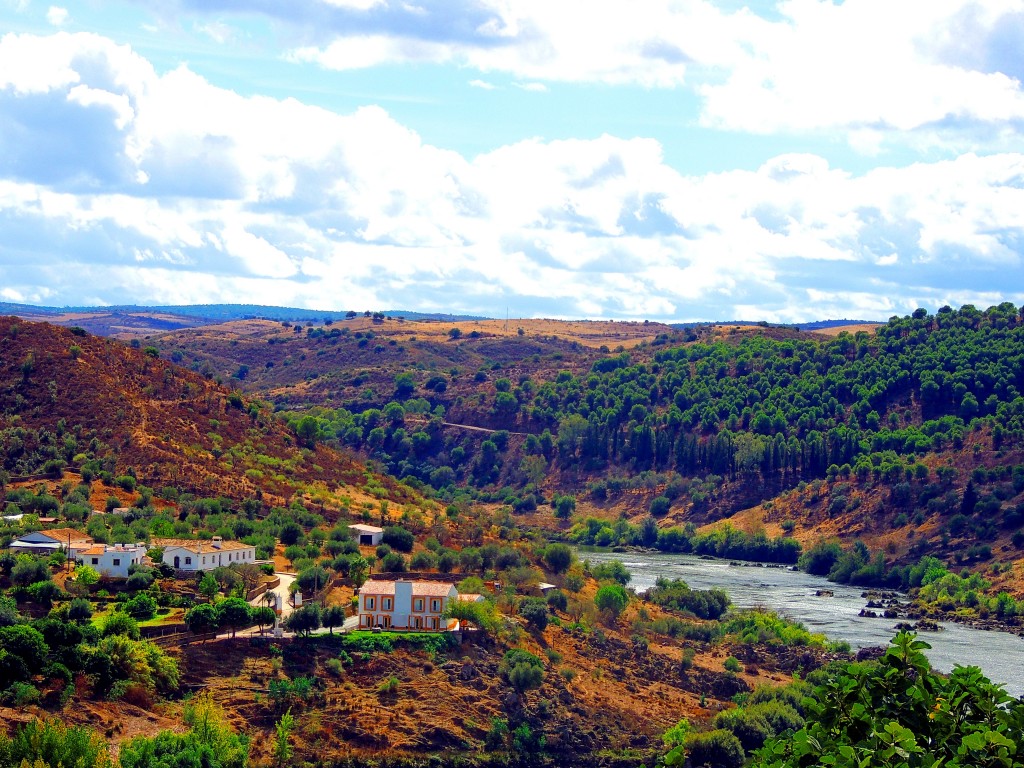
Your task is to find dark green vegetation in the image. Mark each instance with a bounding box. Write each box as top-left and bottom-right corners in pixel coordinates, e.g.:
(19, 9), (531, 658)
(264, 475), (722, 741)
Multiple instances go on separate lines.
(280, 305), (1024, 530)
(659, 632), (1024, 768)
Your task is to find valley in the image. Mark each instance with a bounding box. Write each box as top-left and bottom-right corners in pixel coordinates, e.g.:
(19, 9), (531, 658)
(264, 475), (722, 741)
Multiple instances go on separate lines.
(1, 304), (1023, 767)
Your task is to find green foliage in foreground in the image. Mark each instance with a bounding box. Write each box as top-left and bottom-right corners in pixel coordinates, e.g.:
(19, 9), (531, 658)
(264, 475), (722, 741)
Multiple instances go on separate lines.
(750, 632), (1024, 768)
(0, 718), (111, 768)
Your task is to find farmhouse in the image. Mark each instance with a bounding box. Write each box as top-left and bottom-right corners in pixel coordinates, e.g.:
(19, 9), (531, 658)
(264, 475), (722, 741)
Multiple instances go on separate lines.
(358, 579), (458, 631)
(349, 524), (384, 546)
(75, 543), (147, 578)
(154, 536), (257, 571)
(9, 528), (93, 554)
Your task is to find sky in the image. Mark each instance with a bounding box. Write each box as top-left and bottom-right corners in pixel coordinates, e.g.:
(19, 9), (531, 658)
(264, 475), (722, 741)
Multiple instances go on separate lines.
(1, 1), (1023, 322)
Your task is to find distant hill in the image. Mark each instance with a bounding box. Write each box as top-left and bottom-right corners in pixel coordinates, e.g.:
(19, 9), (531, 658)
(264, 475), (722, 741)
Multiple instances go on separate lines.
(0, 316), (415, 506)
(0, 302), (491, 326)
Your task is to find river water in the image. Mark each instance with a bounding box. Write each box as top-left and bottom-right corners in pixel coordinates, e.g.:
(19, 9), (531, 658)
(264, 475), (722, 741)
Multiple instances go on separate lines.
(580, 548), (1024, 697)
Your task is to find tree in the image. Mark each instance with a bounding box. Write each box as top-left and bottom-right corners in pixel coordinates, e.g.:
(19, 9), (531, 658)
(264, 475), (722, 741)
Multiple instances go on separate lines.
(11, 556), (51, 587)
(199, 573), (220, 602)
(443, 598), (500, 634)
(553, 493), (576, 520)
(252, 606), (276, 634)
(279, 521), (304, 546)
(543, 543), (573, 574)
(216, 597), (253, 638)
(519, 597), (549, 632)
(296, 565), (329, 594)
(595, 583), (629, 619)
(101, 611), (141, 639)
(321, 604), (347, 634)
(185, 603), (219, 637)
(274, 709), (294, 767)
(499, 649), (544, 694)
(448, 328), (462, 340)
(63, 596), (89, 621)
(382, 526), (415, 552)
(284, 604), (322, 637)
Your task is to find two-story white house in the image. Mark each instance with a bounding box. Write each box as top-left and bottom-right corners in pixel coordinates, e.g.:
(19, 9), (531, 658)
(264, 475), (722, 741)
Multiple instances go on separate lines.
(75, 543), (147, 578)
(154, 536), (257, 572)
(358, 579), (459, 631)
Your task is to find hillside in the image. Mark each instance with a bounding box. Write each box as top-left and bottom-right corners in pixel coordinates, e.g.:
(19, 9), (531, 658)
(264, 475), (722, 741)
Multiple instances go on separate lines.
(0, 316), (414, 509)
(190, 304), (1024, 592)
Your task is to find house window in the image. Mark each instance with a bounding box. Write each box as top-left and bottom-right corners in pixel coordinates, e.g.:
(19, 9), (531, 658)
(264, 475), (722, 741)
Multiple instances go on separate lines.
(91, 558), (98, 565)
(431, 599), (441, 612)
(185, 557), (192, 565)
(383, 598), (392, 611)
(381, 615), (391, 628)
(112, 559), (121, 566)
(366, 597), (375, 611)
(413, 598), (424, 612)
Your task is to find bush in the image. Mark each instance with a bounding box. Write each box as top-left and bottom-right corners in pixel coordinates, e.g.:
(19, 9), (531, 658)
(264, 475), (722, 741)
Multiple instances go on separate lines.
(542, 543), (573, 574)
(102, 611), (141, 639)
(546, 589), (568, 612)
(685, 728), (745, 768)
(650, 495), (672, 516)
(124, 594), (158, 620)
(382, 526), (415, 553)
(723, 656), (742, 673)
(519, 597), (549, 631)
(594, 583), (629, 618)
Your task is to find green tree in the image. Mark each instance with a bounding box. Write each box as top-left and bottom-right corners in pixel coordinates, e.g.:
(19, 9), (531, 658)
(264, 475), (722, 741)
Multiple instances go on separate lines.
(199, 573), (220, 602)
(274, 709), (294, 766)
(321, 604), (347, 634)
(594, 583), (629, 619)
(519, 597), (549, 632)
(184, 603), (219, 637)
(284, 604), (322, 637)
(216, 597), (253, 638)
(543, 543), (573, 574)
(74, 564), (100, 587)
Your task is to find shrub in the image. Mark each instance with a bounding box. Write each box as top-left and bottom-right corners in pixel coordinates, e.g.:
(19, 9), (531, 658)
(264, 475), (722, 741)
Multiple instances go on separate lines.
(519, 597), (549, 631)
(684, 729), (744, 768)
(382, 526), (414, 553)
(594, 583), (629, 618)
(723, 656), (742, 673)
(546, 589), (568, 612)
(542, 543), (573, 574)
(124, 594), (158, 620)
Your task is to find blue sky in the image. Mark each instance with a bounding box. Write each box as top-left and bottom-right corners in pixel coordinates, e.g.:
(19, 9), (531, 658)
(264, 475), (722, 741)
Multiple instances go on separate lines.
(1, 0), (1023, 322)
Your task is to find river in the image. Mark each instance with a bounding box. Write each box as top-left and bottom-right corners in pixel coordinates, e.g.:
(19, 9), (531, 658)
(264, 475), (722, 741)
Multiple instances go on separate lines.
(579, 548), (1024, 697)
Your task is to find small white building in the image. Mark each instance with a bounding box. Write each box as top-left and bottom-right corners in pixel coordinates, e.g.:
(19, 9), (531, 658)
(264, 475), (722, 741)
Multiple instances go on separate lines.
(154, 536), (257, 571)
(358, 579), (458, 631)
(349, 524), (384, 546)
(10, 528), (93, 554)
(75, 543), (147, 578)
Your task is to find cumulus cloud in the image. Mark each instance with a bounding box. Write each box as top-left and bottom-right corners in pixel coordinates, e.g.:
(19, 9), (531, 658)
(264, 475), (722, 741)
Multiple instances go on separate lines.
(45, 6), (68, 26)
(0, 30), (1022, 320)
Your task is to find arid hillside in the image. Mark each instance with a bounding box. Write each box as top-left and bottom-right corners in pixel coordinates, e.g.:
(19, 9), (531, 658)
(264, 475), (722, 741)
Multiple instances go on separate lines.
(0, 317), (413, 508)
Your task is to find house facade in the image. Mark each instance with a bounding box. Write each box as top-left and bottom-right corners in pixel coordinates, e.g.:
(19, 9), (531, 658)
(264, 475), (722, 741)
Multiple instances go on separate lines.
(154, 536), (257, 571)
(75, 544), (147, 578)
(10, 528), (93, 554)
(358, 579), (458, 631)
(349, 524), (384, 546)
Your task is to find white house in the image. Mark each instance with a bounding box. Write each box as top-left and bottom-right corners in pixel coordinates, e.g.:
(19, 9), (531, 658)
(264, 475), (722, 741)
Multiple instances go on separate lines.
(75, 543), (147, 578)
(9, 528), (93, 554)
(358, 579), (459, 631)
(349, 524), (384, 546)
(154, 536), (257, 572)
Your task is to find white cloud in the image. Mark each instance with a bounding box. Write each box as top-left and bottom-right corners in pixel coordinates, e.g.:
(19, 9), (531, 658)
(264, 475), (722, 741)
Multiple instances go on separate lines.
(513, 81), (547, 92)
(469, 79), (496, 90)
(0, 31), (1023, 320)
(45, 6), (67, 26)
(697, 0), (1024, 144)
